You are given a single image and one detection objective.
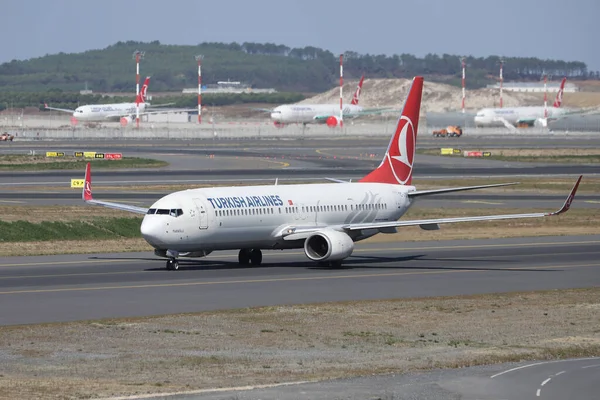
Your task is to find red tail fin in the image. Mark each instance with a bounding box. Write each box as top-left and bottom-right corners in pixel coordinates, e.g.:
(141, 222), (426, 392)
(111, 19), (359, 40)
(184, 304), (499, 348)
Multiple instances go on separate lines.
(351, 75), (365, 105)
(359, 77), (424, 185)
(136, 76), (151, 104)
(553, 77), (566, 108)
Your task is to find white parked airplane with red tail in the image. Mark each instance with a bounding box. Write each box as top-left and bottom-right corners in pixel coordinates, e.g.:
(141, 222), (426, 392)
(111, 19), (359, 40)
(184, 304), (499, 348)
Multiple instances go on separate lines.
(45, 77), (185, 125)
(82, 76), (582, 270)
(473, 77), (591, 129)
(269, 75), (390, 128)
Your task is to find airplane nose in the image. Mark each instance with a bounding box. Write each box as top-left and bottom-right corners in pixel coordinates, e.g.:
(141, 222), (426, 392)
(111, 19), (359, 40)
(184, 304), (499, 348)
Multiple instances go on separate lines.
(140, 216), (166, 247)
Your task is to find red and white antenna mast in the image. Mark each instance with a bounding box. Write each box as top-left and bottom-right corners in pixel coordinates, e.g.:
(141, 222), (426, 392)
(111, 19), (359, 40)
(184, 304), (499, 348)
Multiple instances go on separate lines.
(195, 55), (204, 124)
(461, 57), (466, 113)
(133, 50), (144, 128)
(499, 59), (504, 108)
(543, 74), (548, 118)
(339, 53), (344, 127)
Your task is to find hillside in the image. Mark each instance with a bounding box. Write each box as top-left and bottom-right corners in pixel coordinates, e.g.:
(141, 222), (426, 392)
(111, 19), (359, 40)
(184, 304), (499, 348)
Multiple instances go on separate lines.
(0, 41), (594, 93)
(302, 78), (600, 112)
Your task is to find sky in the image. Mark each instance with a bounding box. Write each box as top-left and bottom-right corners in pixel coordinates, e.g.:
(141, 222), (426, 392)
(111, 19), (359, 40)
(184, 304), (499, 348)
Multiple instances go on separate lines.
(2, 0), (599, 70)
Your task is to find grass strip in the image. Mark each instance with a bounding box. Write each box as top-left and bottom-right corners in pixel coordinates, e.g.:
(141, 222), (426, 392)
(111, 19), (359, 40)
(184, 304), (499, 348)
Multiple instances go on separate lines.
(0, 155), (167, 170)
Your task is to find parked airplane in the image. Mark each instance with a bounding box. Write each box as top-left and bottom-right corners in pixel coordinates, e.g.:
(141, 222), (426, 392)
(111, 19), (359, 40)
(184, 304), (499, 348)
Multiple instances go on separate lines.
(269, 76), (390, 128)
(45, 77), (182, 125)
(474, 77), (574, 129)
(82, 76), (582, 270)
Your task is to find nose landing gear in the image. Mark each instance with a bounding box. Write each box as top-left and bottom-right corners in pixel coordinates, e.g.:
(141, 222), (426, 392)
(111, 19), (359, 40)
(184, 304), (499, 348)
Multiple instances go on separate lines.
(166, 257), (179, 270)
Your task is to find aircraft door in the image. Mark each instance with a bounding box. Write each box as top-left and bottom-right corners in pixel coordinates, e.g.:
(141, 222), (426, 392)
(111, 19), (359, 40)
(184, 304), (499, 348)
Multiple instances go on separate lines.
(192, 198), (209, 229)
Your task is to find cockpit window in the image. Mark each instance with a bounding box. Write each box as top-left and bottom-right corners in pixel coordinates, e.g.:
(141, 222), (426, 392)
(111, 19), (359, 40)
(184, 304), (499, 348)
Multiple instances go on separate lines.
(150, 208), (183, 217)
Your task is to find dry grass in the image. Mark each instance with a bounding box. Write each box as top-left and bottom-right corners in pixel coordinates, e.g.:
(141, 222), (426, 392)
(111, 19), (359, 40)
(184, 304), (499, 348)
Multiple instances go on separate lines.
(0, 288), (598, 399)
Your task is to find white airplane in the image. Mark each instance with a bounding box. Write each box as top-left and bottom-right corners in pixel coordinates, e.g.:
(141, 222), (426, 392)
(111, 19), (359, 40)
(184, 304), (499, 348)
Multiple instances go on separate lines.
(269, 76), (391, 128)
(474, 77), (574, 129)
(44, 77), (182, 125)
(82, 76), (582, 270)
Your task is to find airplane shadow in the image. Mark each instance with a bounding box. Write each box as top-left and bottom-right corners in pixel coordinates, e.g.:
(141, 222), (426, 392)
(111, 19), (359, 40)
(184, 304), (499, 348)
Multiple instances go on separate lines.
(88, 254), (559, 273)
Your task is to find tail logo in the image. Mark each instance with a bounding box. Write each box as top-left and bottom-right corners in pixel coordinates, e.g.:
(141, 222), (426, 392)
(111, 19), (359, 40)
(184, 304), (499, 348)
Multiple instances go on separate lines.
(140, 85), (148, 101)
(84, 181), (91, 198)
(388, 116), (415, 184)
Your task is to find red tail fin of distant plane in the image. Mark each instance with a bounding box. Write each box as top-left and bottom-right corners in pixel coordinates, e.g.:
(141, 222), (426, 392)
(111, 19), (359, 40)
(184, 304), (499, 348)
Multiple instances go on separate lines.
(553, 77), (566, 108)
(359, 76), (423, 186)
(351, 75), (365, 105)
(136, 76), (151, 104)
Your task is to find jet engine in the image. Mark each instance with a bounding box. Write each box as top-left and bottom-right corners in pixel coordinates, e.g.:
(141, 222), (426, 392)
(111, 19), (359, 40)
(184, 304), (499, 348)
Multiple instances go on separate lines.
(120, 116), (135, 126)
(325, 116), (343, 128)
(304, 229), (354, 262)
(534, 118), (548, 128)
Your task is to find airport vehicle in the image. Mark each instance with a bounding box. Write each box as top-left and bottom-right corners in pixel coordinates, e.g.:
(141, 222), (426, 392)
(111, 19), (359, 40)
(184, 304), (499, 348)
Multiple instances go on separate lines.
(268, 76), (391, 128)
(82, 76), (582, 270)
(433, 125), (462, 137)
(0, 132), (14, 141)
(44, 77), (186, 125)
(474, 77), (576, 129)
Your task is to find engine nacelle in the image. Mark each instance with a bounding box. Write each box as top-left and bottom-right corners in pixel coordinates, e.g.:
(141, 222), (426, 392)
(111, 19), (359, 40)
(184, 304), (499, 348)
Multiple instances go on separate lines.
(304, 229), (354, 262)
(325, 116), (343, 128)
(534, 118), (548, 127)
(120, 116), (135, 126)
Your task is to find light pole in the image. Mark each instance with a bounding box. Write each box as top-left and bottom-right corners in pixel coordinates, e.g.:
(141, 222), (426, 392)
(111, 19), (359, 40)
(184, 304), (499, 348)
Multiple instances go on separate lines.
(499, 58), (504, 108)
(195, 55), (204, 124)
(133, 50), (145, 128)
(461, 57), (466, 113)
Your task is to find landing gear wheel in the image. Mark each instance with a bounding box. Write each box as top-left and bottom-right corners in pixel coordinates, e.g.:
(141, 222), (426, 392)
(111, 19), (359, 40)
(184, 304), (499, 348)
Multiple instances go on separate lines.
(249, 249), (263, 265)
(166, 258), (179, 271)
(238, 249), (251, 265)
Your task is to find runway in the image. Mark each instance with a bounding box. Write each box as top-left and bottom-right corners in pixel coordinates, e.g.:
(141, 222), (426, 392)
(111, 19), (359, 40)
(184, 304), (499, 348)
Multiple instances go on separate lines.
(0, 235), (598, 326)
(181, 357), (600, 400)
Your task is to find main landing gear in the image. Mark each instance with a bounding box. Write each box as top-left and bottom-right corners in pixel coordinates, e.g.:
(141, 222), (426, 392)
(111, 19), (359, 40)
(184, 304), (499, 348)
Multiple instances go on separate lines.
(238, 249), (263, 266)
(166, 257), (179, 271)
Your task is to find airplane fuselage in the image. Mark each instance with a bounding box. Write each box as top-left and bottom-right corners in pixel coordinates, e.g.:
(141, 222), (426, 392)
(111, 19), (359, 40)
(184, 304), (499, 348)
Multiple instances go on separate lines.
(270, 104), (363, 124)
(474, 106), (568, 127)
(140, 182), (413, 253)
(73, 102), (148, 122)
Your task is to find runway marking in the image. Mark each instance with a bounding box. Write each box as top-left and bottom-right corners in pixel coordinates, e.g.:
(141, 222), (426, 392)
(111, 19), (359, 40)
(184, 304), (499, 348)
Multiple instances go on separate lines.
(1, 239), (600, 269)
(490, 357), (600, 378)
(536, 388), (541, 397)
(461, 200), (505, 205)
(0, 262), (596, 296)
(541, 377), (551, 386)
(0, 200), (25, 204)
(555, 371), (566, 376)
(581, 363), (600, 369)
(584, 200), (600, 204)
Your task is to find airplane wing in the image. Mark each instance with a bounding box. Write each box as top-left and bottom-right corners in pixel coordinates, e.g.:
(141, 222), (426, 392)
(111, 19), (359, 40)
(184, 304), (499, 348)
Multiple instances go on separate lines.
(282, 176), (581, 240)
(44, 103), (75, 113)
(82, 163), (148, 214)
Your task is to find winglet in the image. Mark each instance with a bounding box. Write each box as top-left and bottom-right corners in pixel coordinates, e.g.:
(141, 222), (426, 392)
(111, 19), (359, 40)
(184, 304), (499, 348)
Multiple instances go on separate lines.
(548, 175), (582, 216)
(83, 162), (93, 201)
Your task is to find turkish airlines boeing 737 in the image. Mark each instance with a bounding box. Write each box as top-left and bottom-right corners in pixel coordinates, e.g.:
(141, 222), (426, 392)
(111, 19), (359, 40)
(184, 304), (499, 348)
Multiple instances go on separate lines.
(270, 76), (390, 128)
(82, 76), (582, 270)
(45, 77), (182, 125)
(474, 77), (571, 129)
